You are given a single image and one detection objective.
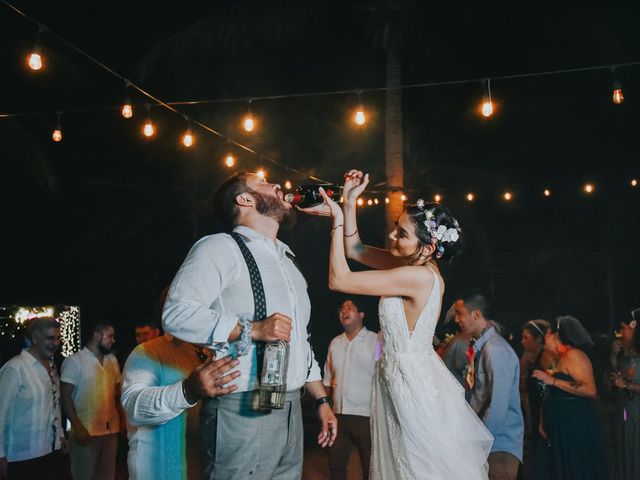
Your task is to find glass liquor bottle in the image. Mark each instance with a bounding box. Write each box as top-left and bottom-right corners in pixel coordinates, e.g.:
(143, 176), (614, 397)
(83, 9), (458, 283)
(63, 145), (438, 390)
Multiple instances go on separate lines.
(259, 340), (290, 409)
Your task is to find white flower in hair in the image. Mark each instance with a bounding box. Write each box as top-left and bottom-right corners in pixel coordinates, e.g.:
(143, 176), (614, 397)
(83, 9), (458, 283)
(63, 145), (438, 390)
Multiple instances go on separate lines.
(436, 225), (447, 240)
(416, 198), (425, 208)
(441, 228), (459, 243)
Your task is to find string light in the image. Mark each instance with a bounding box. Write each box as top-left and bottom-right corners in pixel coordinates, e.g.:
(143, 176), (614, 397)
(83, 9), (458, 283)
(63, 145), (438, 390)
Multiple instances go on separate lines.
(52, 112), (62, 142)
(182, 119), (194, 147)
(284, 180), (292, 190)
(243, 100), (255, 132)
(256, 169), (266, 179)
(143, 104), (154, 137)
(611, 67), (624, 105)
(374, 198), (379, 205)
(385, 197), (390, 204)
(367, 199), (373, 206)
(58, 306), (81, 357)
(584, 183), (594, 194)
(400, 194), (407, 202)
(354, 91), (366, 125)
(466, 193), (474, 202)
(503, 192), (512, 201)
(121, 80), (133, 118)
(632, 179), (638, 187)
(434, 194), (442, 202)
(28, 48), (43, 71)
(27, 25), (44, 71)
(224, 153), (235, 167)
(481, 78), (493, 117)
(544, 189), (551, 197)
(121, 101), (133, 119)
(357, 198), (364, 206)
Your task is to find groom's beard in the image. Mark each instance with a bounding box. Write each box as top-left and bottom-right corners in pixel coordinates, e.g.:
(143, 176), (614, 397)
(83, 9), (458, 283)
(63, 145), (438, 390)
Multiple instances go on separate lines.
(251, 190), (297, 230)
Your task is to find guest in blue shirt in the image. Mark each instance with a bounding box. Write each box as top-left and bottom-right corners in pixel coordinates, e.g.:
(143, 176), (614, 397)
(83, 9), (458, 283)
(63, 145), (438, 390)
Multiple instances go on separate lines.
(454, 293), (524, 480)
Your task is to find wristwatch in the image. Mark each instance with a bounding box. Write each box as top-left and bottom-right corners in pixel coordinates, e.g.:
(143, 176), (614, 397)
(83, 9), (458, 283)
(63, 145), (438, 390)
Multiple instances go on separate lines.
(314, 396), (333, 409)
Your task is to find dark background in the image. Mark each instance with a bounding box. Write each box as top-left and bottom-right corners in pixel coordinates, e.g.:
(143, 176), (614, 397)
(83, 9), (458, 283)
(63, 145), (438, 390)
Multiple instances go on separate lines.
(2, 0), (639, 364)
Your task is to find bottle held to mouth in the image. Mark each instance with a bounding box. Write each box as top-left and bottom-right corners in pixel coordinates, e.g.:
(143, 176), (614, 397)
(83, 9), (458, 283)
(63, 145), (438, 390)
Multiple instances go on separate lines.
(284, 184), (342, 208)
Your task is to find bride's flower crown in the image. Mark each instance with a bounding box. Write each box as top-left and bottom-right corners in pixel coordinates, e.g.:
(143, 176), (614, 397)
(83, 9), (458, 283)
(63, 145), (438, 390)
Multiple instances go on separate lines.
(415, 198), (461, 259)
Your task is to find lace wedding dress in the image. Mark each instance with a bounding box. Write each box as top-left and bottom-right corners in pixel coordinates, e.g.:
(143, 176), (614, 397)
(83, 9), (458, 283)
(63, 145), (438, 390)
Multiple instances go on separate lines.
(370, 270), (493, 479)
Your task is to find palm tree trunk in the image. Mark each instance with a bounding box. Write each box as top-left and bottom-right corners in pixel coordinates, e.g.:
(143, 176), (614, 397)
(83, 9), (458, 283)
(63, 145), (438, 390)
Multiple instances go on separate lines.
(385, 47), (404, 247)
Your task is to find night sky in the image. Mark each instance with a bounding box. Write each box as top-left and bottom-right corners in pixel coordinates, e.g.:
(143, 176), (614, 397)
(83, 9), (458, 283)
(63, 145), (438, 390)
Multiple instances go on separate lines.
(2, 0), (639, 363)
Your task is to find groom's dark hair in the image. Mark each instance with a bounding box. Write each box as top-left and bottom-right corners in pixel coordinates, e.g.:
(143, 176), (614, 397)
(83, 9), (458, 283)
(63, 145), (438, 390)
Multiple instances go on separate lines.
(213, 171), (251, 231)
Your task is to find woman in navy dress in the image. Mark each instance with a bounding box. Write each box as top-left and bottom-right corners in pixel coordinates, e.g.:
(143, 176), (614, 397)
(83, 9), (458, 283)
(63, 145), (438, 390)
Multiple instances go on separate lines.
(531, 315), (604, 480)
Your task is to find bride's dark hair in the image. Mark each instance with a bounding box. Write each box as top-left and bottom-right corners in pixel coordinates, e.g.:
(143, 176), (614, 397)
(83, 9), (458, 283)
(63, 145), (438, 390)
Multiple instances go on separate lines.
(404, 202), (463, 262)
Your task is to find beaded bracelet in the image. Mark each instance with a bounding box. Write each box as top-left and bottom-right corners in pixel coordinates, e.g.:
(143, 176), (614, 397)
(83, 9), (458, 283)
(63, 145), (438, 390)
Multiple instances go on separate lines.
(234, 315), (253, 358)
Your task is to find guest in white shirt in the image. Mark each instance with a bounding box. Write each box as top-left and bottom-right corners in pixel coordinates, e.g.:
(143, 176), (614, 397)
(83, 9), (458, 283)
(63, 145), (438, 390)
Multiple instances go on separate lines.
(162, 171), (337, 480)
(324, 299), (377, 480)
(0, 317), (71, 480)
(60, 323), (122, 480)
(121, 334), (240, 480)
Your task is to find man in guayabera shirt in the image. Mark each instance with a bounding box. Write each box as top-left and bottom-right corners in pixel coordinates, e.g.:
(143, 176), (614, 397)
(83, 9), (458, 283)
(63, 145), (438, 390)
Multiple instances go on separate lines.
(0, 317), (71, 480)
(163, 171), (338, 480)
(61, 323), (123, 480)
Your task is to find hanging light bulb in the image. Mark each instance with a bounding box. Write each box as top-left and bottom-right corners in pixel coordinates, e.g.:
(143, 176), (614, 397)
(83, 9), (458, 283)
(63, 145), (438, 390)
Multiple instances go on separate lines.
(385, 197), (390, 204)
(121, 81), (133, 118)
(584, 183), (594, 194)
(121, 101), (133, 119)
(243, 100), (255, 132)
(374, 198), (379, 205)
(466, 193), (474, 202)
(354, 91), (366, 125)
(284, 180), (292, 190)
(143, 119), (154, 137)
(612, 80), (624, 105)
(243, 115), (254, 132)
(182, 130), (194, 147)
(367, 199), (373, 206)
(434, 194), (442, 202)
(544, 189), (551, 197)
(357, 198), (364, 206)
(225, 154), (236, 167)
(143, 104), (154, 137)
(51, 113), (62, 142)
(480, 78), (493, 117)
(631, 179), (638, 187)
(28, 26), (44, 71)
(28, 48), (43, 71)
(503, 192), (512, 201)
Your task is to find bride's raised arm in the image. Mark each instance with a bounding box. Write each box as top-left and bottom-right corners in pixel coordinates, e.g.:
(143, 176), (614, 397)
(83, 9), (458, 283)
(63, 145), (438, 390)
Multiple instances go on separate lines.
(342, 170), (405, 270)
(319, 188), (432, 300)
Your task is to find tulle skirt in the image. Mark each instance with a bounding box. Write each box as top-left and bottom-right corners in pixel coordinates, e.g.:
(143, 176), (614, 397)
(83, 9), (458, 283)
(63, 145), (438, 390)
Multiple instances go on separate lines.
(370, 349), (493, 479)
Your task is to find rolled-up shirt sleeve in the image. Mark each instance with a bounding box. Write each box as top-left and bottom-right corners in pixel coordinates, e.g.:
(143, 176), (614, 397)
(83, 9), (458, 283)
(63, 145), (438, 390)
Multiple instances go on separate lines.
(483, 347), (517, 431)
(121, 348), (192, 427)
(163, 235), (241, 347)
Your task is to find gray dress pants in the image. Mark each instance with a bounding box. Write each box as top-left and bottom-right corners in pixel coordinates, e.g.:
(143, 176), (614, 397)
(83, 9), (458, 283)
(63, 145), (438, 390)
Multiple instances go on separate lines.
(201, 390), (303, 480)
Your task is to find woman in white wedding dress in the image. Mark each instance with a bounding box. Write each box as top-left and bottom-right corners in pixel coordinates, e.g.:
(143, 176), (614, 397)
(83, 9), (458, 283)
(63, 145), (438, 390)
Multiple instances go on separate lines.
(304, 170), (493, 479)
